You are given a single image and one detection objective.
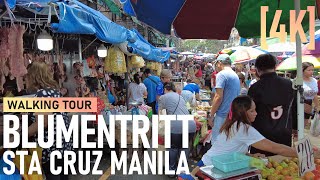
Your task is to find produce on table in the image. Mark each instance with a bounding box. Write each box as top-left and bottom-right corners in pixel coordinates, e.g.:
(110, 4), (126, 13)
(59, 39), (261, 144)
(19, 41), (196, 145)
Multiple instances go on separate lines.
(196, 105), (211, 111)
(260, 158), (320, 180)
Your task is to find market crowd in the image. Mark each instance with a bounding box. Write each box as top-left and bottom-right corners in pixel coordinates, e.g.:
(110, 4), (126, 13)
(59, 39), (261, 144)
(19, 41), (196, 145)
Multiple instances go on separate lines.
(1, 53), (320, 180)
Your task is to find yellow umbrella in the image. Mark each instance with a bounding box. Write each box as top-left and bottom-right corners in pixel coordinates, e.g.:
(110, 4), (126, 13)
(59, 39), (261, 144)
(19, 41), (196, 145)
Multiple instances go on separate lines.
(276, 56), (320, 71)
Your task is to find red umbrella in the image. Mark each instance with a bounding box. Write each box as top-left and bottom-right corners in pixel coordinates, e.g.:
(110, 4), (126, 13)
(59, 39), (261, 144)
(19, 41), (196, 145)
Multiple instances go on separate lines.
(173, 0), (240, 40)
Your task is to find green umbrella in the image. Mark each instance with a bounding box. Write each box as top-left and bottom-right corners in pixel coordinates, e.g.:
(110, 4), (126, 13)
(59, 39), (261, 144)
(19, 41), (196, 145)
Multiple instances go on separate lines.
(235, 0), (315, 38)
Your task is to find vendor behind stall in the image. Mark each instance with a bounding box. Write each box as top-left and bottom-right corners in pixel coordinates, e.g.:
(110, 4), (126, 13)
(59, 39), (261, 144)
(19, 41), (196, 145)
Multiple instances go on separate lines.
(26, 61), (73, 180)
(182, 79), (201, 101)
(191, 96), (296, 177)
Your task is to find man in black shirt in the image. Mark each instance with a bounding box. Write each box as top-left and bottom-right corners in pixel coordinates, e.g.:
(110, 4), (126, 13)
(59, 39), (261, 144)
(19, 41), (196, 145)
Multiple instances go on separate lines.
(248, 54), (296, 156)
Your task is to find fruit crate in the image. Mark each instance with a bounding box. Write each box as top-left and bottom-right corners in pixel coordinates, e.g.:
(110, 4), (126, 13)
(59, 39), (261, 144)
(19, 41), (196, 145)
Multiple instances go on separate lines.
(211, 153), (251, 173)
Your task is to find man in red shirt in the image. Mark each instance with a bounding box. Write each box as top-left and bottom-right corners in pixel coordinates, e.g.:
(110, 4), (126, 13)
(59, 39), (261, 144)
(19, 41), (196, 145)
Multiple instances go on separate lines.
(195, 64), (202, 78)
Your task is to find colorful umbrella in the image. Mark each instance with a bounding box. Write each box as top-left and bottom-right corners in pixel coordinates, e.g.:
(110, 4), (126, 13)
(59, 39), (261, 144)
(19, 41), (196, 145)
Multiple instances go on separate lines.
(130, 0), (317, 40)
(229, 47), (267, 63)
(266, 42), (297, 52)
(301, 37), (320, 56)
(276, 56), (320, 71)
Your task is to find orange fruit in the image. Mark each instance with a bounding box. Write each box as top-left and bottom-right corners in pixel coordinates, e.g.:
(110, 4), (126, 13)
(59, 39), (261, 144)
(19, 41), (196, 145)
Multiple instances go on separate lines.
(304, 171), (315, 180)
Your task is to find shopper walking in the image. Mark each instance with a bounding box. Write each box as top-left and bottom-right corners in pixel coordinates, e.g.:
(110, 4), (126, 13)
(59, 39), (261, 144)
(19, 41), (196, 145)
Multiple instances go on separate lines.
(128, 73), (147, 104)
(209, 55), (240, 143)
(143, 68), (161, 113)
(26, 61), (72, 180)
(248, 54), (296, 156)
(158, 82), (196, 177)
(302, 62), (319, 127)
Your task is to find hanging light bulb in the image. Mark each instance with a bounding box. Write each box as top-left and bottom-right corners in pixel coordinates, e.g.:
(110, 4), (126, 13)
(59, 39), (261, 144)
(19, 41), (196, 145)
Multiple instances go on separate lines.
(97, 44), (107, 57)
(37, 30), (53, 51)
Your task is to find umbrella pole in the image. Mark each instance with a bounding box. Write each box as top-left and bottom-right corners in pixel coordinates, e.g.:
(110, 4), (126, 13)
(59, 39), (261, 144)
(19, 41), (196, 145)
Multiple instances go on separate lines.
(294, 0), (304, 140)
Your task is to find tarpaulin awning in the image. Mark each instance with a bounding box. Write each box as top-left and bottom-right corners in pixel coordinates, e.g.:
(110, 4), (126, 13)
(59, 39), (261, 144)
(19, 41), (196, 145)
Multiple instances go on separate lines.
(1, 0), (52, 10)
(50, 1), (169, 62)
(1, 0), (170, 62)
(50, 1), (131, 44)
(130, 0), (185, 34)
(127, 29), (170, 63)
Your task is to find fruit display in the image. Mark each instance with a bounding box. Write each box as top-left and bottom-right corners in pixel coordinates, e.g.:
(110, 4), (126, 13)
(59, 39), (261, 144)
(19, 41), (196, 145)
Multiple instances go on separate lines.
(196, 105), (212, 111)
(260, 157), (320, 180)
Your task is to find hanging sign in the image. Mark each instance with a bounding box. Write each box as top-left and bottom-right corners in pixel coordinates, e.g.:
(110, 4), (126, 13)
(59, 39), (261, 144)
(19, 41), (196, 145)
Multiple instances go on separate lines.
(296, 137), (315, 176)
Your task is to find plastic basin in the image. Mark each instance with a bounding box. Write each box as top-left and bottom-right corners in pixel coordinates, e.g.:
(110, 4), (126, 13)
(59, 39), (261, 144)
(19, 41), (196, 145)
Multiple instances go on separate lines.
(211, 153), (251, 173)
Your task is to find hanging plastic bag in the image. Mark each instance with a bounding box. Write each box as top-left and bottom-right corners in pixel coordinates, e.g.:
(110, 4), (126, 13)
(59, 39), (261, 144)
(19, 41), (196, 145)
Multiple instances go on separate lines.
(104, 48), (112, 73)
(131, 55), (145, 68)
(104, 46), (126, 73)
(113, 47), (126, 73)
(146, 62), (155, 70)
(155, 62), (162, 73)
(13, 147), (43, 180)
(127, 57), (133, 70)
(310, 113), (320, 136)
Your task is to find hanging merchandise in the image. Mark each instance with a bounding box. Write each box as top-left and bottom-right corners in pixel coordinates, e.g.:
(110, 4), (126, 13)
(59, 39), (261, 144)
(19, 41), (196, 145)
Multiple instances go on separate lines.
(0, 25), (27, 92)
(131, 55), (145, 68)
(104, 46), (126, 73)
(146, 61), (155, 70)
(86, 55), (96, 68)
(155, 62), (162, 76)
(82, 59), (91, 77)
(127, 58), (133, 69)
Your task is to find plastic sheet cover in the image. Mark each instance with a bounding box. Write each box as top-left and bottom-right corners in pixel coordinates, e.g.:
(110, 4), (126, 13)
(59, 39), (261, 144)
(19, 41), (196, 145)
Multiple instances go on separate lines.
(127, 29), (170, 62)
(51, 1), (130, 44)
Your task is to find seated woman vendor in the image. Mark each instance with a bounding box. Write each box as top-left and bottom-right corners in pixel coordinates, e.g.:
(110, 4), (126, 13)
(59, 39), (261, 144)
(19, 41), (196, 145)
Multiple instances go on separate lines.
(191, 95), (297, 176)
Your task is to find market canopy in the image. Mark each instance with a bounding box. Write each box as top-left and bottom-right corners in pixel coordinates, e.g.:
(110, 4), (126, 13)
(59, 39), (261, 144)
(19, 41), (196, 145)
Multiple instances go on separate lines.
(129, 0), (185, 34)
(50, 1), (131, 44)
(127, 29), (170, 63)
(130, 0), (318, 40)
(0, 0), (170, 62)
